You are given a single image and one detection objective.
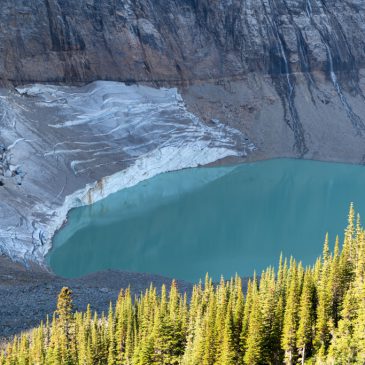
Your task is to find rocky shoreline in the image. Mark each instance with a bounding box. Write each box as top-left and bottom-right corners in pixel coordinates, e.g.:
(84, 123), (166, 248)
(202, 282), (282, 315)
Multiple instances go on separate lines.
(0, 255), (194, 342)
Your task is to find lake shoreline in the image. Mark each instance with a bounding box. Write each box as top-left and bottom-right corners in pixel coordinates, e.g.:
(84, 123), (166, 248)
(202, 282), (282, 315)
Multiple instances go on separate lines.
(0, 255), (194, 342)
(48, 158), (364, 281)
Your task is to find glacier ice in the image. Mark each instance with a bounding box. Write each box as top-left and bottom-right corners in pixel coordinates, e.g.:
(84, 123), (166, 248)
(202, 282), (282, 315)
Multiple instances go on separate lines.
(0, 81), (254, 265)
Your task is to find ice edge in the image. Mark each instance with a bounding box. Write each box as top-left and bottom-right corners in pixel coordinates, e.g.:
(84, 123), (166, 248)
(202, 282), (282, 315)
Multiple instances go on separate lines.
(34, 143), (242, 267)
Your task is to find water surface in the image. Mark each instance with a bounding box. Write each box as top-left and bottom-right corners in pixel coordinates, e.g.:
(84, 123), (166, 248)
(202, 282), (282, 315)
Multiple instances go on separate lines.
(48, 159), (365, 282)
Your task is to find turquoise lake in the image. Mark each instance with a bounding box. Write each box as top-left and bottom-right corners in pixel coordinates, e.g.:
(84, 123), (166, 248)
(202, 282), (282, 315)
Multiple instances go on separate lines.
(48, 159), (365, 282)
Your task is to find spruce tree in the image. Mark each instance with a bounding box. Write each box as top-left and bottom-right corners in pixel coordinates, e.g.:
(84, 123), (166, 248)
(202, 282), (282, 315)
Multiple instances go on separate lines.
(314, 237), (333, 359)
(107, 302), (116, 365)
(244, 276), (262, 365)
(329, 236), (342, 326)
(353, 281), (365, 364)
(240, 276), (255, 356)
(56, 287), (74, 326)
(281, 260), (299, 365)
(296, 270), (315, 364)
(232, 275), (244, 362)
(328, 286), (358, 363)
(260, 268), (280, 364)
(201, 289), (217, 365)
(217, 309), (236, 365)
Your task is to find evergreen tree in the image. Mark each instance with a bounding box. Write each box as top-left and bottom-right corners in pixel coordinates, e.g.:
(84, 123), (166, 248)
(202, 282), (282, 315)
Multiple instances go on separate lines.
(260, 268), (280, 364)
(328, 286), (358, 363)
(353, 280), (365, 364)
(281, 260), (299, 365)
(296, 269), (315, 364)
(314, 237), (333, 359)
(217, 309), (236, 365)
(232, 275), (244, 363)
(240, 278), (253, 354)
(329, 236), (342, 326)
(182, 308), (204, 365)
(244, 276), (262, 365)
(107, 303), (116, 365)
(201, 289), (217, 365)
(56, 287), (74, 326)
(56, 287), (75, 364)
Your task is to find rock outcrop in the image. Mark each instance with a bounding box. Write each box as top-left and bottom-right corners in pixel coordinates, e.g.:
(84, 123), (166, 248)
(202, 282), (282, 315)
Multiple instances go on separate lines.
(2, 0), (365, 160)
(1, 0), (365, 86)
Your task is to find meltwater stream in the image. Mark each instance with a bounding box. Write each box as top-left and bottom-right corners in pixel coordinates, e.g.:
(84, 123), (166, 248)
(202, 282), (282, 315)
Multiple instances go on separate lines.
(48, 159), (365, 282)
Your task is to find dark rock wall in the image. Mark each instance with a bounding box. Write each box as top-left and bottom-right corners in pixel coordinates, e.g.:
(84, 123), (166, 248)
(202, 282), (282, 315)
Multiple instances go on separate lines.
(2, 0), (365, 161)
(1, 0), (365, 85)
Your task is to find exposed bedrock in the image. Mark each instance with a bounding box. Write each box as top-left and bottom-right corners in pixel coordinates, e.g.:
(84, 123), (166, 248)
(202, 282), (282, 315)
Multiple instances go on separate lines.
(183, 72), (365, 163)
(1, 0), (365, 85)
(1, 0), (365, 160)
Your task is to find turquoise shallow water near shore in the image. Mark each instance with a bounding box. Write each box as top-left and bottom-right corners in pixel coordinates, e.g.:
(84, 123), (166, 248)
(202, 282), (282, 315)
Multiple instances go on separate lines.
(48, 159), (365, 282)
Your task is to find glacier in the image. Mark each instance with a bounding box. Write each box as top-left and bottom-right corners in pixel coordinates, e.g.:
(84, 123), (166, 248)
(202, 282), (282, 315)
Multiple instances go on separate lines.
(0, 81), (254, 266)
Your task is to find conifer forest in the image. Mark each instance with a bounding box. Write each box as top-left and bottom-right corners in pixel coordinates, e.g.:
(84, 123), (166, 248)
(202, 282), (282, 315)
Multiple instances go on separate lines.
(1, 205), (365, 364)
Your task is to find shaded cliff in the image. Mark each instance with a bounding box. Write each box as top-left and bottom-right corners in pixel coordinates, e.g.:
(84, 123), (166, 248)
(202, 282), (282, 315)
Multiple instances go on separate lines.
(1, 0), (365, 189)
(2, 0), (365, 160)
(1, 0), (365, 315)
(1, 0), (365, 86)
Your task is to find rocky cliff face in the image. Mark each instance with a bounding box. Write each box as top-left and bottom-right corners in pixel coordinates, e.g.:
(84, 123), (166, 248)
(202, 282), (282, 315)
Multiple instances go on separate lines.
(1, 0), (365, 85)
(2, 0), (365, 161)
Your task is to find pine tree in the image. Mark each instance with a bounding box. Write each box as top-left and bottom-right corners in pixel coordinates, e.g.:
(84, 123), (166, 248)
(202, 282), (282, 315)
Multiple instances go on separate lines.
(56, 287), (74, 325)
(232, 275), (244, 363)
(76, 312), (89, 365)
(56, 287), (75, 364)
(214, 276), (229, 363)
(46, 314), (62, 365)
(282, 260), (299, 365)
(296, 269), (315, 364)
(107, 302), (116, 365)
(329, 236), (342, 326)
(240, 275), (257, 357)
(351, 223), (365, 364)
(328, 286), (358, 363)
(314, 237), (333, 359)
(217, 309), (236, 365)
(353, 280), (365, 364)
(340, 204), (356, 286)
(17, 333), (29, 365)
(259, 268), (280, 364)
(30, 324), (44, 364)
(201, 289), (217, 365)
(182, 307), (204, 365)
(244, 276), (262, 365)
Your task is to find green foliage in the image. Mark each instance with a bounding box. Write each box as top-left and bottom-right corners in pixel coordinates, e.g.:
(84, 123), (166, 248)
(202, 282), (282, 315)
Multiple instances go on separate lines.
(296, 270), (315, 364)
(2, 206), (365, 364)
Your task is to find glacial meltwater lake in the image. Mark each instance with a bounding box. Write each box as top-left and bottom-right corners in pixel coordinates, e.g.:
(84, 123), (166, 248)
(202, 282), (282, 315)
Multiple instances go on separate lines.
(48, 159), (365, 282)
